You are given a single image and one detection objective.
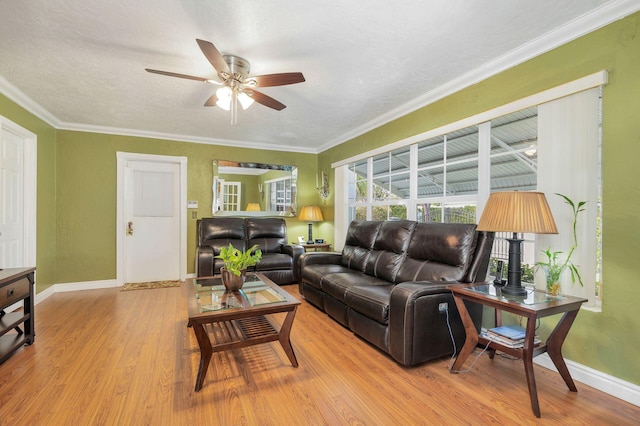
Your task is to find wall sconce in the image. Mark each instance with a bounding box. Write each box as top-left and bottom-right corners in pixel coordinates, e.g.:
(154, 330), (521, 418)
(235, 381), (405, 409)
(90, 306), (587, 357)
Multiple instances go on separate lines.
(316, 172), (330, 203)
(258, 183), (264, 200)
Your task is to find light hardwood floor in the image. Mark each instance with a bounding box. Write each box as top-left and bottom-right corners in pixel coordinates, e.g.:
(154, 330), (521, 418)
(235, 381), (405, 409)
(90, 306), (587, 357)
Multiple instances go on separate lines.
(0, 283), (638, 425)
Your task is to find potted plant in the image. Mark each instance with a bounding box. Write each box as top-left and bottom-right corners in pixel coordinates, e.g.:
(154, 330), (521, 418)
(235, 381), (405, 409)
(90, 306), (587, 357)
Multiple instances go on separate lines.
(216, 243), (262, 291)
(535, 193), (586, 295)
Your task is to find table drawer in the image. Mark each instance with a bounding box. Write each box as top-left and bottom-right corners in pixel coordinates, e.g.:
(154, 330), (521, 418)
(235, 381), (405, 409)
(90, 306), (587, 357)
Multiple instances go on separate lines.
(0, 277), (30, 307)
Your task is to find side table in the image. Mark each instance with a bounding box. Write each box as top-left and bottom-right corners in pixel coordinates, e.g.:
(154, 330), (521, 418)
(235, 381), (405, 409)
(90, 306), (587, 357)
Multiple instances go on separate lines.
(0, 267), (36, 365)
(297, 243), (331, 252)
(447, 283), (587, 418)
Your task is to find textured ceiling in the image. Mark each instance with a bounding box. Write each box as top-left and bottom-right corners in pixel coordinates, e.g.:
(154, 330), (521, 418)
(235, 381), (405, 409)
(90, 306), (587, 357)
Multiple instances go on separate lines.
(0, 1), (635, 153)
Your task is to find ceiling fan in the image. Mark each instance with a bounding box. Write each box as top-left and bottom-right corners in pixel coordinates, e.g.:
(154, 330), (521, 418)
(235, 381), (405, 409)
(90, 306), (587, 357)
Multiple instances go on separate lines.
(146, 39), (305, 124)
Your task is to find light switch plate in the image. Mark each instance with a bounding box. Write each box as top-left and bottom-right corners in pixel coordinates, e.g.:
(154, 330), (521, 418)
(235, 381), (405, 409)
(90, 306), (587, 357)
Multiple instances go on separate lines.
(187, 200), (198, 209)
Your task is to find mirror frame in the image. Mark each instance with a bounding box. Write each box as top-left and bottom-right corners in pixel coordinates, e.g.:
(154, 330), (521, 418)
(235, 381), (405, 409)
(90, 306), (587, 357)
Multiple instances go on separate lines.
(212, 160), (297, 217)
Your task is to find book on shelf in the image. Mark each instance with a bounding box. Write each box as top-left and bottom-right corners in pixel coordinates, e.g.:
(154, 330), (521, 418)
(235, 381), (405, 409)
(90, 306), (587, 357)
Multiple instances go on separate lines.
(480, 327), (541, 348)
(487, 325), (526, 340)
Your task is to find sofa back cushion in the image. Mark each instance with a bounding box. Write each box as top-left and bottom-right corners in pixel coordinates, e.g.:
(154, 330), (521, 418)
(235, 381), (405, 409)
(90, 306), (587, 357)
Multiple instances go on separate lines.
(198, 217), (246, 254)
(246, 218), (286, 253)
(365, 220), (416, 282)
(341, 221), (382, 272)
(395, 223), (477, 283)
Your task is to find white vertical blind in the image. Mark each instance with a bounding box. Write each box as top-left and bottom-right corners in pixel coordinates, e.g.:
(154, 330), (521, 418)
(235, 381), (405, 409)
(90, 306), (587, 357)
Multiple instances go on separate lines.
(536, 88), (600, 305)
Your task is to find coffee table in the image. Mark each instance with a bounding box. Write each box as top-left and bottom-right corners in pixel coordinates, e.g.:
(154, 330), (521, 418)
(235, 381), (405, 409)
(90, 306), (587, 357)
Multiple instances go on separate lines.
(186, 272), (300, 391)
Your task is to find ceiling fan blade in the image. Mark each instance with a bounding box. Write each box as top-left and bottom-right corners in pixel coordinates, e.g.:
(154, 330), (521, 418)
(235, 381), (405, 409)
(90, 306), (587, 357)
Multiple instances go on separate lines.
(145, 68), (210, 82)
(248, 72), (305, 87)
(246, 89), (286, 111)
(196, 39), (231, 75)
(204, 94), (217, 107)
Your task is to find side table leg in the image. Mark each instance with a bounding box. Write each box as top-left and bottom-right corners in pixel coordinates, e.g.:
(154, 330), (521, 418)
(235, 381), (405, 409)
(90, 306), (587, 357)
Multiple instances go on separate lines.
(278, 307), (299, 367)
(523, 317), (541, 418)
(546, 309), (580, 392)
(450, 296), (478, 372)
(192, 322), (213, 391)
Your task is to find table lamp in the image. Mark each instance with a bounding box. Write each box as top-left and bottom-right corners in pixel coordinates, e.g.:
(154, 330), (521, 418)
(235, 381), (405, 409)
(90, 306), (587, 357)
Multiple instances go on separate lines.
(477, 191), (558, 296)
(298, 205), (324, 244)
(246, 203), (261, 212)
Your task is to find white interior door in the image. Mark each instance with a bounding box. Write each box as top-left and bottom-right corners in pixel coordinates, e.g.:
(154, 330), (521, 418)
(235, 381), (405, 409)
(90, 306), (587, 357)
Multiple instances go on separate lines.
(0, 127), (24, 267)
(124, 160), (180, 283)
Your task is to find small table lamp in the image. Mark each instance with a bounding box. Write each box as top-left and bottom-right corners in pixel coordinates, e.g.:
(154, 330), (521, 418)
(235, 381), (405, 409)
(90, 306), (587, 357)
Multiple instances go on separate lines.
(477, 191), (558, 296)
(246, 203), (261, 212)
(298, 205), (324, 244)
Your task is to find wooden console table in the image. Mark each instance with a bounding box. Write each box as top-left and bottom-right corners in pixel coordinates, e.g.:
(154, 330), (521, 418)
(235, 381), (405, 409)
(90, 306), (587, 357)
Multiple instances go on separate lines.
(298, 243), (331, 252)
(0, 267), (36, 365)
(447, 283), (587, 418)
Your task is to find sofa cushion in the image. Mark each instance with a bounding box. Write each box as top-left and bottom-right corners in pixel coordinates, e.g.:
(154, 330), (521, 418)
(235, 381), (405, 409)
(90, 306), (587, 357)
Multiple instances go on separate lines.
(199, 217), (246, 254)
(256, 253), (293, 271)
(322, 271), (389, 303)
(395, 223), (477, 283)
(346, 284), (394, 325)
(246, 218), (286, 253)
(365, 220), (416, 282)
(340, 221), (382, 271)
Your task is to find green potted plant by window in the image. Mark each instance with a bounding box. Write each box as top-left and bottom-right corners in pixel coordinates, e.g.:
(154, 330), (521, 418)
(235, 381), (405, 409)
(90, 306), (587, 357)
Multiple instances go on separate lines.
(216, 243), (262, 291)
(535, 193), (586, 296)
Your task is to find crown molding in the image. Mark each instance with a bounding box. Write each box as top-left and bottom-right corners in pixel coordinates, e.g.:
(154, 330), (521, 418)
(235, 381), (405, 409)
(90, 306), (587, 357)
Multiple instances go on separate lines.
(0, 75), (60, 127)
(319, 0), (640, 153)
(57, 121), (318, 153)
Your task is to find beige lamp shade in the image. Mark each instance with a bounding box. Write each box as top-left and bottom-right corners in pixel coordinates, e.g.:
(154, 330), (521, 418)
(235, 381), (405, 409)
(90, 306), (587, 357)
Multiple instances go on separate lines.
(477, 191), (558, 234)
(298, 205), (324, 222)
(246, 203), (261, 212)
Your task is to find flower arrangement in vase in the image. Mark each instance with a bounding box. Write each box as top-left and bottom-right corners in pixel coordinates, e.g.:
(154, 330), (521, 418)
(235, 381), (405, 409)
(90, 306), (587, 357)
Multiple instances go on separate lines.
(535, 193), (586, 296)
(215, 243), (262, 291)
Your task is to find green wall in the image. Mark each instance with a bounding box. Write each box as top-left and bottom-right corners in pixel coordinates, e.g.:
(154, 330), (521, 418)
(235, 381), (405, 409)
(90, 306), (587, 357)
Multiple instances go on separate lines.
(0, 95), (57, 293)
(54, 131), (317, 283)
(319, 12), (640, 386)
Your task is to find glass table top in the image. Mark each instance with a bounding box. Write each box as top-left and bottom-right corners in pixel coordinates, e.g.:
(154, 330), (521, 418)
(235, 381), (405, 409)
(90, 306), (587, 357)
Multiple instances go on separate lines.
(192, 274), (287, 313)
(466, 284), (565, 305)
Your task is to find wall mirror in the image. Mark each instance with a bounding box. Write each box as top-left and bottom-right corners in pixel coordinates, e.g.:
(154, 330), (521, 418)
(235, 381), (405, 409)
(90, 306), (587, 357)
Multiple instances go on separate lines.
(213, 160), (297, 217)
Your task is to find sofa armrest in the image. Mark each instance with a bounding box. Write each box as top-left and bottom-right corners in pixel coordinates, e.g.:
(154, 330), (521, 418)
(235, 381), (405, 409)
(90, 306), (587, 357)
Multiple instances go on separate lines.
(387, 281), (483, 366)
(282, 244), (306, 281)
(196, 246), (214, 277)
(295, 251), (343, 281)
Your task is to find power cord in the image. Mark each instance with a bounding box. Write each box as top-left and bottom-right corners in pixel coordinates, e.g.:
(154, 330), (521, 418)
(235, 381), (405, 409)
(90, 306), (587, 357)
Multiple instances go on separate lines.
(443, 303), (513, 373)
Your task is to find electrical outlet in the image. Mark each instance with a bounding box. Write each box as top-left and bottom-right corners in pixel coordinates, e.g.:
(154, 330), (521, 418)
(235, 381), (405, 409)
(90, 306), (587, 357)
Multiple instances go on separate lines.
(438, 302), (448, 313)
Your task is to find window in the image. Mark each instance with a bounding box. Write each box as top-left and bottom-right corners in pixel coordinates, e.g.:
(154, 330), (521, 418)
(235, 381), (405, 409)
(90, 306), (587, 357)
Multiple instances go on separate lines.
(266, 177), (293, 212)
(335, 71), (606, 308)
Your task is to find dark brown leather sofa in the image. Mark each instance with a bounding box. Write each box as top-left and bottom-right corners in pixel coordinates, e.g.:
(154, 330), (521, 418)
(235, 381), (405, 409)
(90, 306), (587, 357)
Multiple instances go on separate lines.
(196, 217), (304, 285)
(298, 220), (494, 366)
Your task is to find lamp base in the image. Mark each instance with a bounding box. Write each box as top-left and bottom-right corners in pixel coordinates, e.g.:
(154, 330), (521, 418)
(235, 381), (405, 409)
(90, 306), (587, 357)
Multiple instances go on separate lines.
(307, 223), (314, 244)
(501, 284), (528, 296)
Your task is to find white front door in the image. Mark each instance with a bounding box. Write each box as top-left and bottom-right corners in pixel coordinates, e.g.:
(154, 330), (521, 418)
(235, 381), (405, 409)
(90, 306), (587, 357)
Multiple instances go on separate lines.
(0, 127), (24, 267)
(123, 160), (181, 283)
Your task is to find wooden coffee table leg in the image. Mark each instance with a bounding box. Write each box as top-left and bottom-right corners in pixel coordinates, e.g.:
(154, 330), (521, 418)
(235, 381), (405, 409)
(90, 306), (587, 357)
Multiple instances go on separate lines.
(192, 322), (213, 391)
(278, 307), (299, 367)
(450, 295), (479, 372)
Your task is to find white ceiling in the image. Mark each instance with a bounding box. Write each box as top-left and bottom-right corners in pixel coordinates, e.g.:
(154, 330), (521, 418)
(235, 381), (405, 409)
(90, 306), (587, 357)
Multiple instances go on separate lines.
(0, 1), (637, 154)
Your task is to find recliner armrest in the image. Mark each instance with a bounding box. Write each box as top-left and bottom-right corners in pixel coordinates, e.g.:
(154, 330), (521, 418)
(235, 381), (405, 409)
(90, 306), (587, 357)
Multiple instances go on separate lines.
(196, 245), (214, 277)
(296, 251), (343, 281)
(388, 281), (482, 366)
(283, 244), (305, 281)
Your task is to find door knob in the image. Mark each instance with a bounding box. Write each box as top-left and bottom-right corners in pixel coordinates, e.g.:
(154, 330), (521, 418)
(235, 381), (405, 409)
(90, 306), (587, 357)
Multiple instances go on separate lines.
(127, 221), (134, 236)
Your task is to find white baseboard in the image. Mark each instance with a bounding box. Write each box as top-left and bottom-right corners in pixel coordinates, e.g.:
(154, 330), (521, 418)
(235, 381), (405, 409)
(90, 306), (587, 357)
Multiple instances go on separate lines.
(534, 353), (640, 407)
(53, 279), (118, 292)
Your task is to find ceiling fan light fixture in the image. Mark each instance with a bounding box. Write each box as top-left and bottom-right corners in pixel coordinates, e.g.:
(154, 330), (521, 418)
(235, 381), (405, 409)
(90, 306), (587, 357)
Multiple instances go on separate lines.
(237, 91), (254, 110)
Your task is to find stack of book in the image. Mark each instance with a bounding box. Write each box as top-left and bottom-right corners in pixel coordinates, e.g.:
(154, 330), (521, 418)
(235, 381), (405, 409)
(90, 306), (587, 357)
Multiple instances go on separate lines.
(480, 325), (541, 348)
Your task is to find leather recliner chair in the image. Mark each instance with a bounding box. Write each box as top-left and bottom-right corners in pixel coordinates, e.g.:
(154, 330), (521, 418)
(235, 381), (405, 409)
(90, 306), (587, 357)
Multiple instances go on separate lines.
(196, 217), (304, 285)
